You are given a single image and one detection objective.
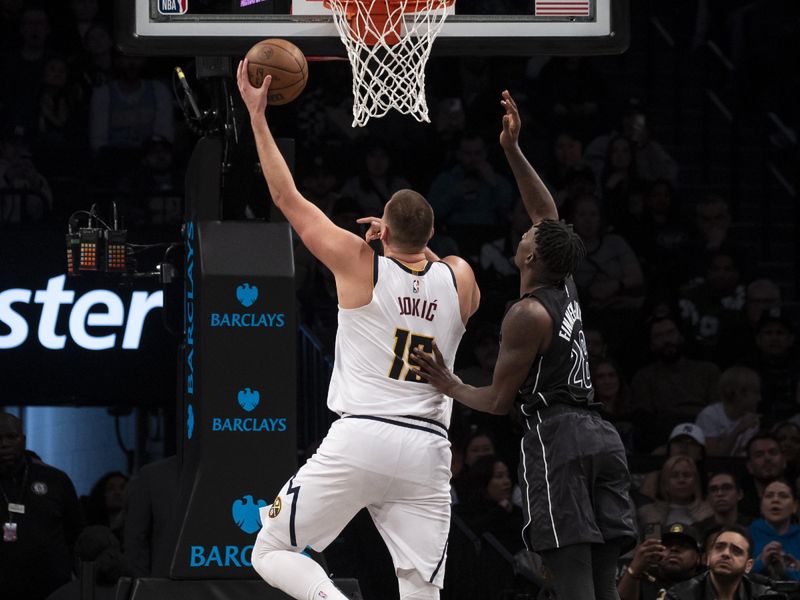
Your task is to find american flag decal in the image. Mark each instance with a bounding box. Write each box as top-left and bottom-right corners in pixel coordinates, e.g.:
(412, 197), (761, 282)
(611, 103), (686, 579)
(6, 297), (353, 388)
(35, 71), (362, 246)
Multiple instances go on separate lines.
(535, 1), (591, 16)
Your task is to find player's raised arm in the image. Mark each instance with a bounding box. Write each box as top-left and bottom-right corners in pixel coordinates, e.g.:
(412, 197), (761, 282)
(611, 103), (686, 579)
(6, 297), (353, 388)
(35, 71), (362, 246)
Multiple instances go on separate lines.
(499, 90), (558, 223)
(237, 59), (369, 277)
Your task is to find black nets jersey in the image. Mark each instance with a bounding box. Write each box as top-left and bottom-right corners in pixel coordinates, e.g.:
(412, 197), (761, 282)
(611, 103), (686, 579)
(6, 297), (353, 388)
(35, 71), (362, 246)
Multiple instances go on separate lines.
(515, 276), (598, 413)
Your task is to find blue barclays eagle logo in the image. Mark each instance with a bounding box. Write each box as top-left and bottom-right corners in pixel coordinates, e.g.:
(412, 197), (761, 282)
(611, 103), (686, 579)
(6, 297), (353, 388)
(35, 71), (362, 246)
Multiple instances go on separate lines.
(236, 283), (259, 308)
(232, 495), (268, 534)
(237, 388), (260, 412)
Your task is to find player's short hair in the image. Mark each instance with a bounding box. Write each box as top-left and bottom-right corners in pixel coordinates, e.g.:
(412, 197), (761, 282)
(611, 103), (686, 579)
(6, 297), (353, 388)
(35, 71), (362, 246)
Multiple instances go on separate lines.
(534, 219), (585, 279)
(385, 189), (434, 251)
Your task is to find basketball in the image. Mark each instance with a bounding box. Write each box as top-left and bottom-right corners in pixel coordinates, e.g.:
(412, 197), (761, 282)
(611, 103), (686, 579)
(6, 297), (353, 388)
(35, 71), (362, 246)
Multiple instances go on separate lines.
(245, 38), (308, 106)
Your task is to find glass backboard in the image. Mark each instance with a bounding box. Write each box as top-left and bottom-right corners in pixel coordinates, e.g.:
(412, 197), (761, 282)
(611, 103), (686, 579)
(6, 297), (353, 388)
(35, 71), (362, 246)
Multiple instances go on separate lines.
(116, 0), (629, 57)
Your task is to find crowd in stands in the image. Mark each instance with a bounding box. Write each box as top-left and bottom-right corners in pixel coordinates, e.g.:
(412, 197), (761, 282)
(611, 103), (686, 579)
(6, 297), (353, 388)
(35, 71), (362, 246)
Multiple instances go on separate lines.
(1, 1), (798, 599)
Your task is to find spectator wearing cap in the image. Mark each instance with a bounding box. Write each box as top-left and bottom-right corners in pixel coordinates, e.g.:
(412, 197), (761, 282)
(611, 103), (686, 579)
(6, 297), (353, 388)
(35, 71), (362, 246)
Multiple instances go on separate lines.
(639, 455), (713, 539)
(695, 366), (761, 457)
(619, 522), (703, 600)
(639, 423), (707, 501)
(749, 479), (800, 581)
(696, 472), (751, 540)
(744, 309), (799, 425)
(631, 316), (720, 452)
(740, 434), (787, 521)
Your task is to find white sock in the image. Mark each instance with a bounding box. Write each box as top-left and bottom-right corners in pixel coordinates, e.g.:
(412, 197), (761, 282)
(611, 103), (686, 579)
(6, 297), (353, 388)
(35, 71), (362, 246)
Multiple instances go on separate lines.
(310, 578), (350, 600)
(252, 549), (348, 600)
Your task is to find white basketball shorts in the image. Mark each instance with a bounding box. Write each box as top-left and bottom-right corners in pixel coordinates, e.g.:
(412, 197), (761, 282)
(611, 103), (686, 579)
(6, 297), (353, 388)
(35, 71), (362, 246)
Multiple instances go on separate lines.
(256, 415), (452, 587)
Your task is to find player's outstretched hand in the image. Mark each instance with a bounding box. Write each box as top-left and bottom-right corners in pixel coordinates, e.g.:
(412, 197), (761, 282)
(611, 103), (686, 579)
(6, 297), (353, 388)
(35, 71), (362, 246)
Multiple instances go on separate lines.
(411, 342), (462, 397)
(237, 58), (271, 117)
(499, 90), (521, 150)
(356, 216), (385, 243)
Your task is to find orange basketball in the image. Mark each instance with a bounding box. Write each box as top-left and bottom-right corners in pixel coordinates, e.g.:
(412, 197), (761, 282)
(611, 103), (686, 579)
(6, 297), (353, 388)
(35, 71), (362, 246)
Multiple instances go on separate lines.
(245, 38), (308, 106)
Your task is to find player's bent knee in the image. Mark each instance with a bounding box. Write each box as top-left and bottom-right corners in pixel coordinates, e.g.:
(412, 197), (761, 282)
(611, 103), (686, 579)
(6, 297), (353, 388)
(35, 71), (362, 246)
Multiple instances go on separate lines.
(397, 569), (440, 600)
(251, 528), (286, 583)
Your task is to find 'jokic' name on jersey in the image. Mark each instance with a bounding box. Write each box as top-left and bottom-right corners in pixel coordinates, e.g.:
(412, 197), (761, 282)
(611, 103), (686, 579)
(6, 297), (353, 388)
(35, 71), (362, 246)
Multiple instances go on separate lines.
(397, 297), (437, 321)
(558, 300), (582, 341)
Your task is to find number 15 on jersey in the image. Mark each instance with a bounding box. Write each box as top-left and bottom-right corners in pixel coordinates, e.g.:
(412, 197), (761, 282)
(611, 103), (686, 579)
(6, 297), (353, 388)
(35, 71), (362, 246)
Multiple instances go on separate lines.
(388, 327), (434, 383)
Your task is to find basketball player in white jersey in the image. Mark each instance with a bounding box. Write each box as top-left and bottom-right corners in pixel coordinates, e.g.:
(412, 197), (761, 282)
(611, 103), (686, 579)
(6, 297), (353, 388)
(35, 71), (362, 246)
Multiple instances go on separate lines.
(237, 61), (480, 600)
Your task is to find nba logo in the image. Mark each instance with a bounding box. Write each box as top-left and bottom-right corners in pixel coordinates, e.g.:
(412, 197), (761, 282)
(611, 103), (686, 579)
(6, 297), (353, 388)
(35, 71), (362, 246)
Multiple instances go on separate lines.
(158, 0), (188, 15)
(412, 279), (420, 294)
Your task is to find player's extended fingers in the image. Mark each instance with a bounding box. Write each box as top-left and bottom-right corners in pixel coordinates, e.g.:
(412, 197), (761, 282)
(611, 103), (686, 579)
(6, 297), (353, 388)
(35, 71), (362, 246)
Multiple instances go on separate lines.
(411, 347), (435, 369)
(504, 90), (519, 112)
(432, 342), (446, 365)
(356, 217), (381, 225)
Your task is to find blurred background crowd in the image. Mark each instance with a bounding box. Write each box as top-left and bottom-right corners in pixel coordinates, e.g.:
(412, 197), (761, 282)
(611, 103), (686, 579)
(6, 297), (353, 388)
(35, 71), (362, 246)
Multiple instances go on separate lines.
(0, 0), (798, 599)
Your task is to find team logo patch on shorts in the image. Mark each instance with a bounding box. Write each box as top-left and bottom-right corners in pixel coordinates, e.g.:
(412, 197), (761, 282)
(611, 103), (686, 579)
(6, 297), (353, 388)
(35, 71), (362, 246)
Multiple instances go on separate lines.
(268, 497), (282, 518)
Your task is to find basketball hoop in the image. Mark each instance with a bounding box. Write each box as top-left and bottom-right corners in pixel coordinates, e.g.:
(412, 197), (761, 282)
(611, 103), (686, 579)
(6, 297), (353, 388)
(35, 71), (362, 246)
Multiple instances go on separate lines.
(322, 0), (454, 127)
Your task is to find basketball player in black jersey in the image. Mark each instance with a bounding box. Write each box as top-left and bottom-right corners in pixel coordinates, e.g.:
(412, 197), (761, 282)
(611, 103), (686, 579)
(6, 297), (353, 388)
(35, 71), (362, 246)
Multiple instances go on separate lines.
(414, 91), (637, 599)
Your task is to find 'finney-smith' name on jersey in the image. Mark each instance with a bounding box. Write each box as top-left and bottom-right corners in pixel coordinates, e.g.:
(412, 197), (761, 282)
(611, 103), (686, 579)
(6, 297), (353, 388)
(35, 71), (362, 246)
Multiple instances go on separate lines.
(516, 276), (597, 413)
(328, 255), (465, 427)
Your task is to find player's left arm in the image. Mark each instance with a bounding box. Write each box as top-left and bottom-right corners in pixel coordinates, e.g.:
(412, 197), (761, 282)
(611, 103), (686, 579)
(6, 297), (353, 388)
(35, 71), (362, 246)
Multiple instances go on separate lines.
(412, 299), (550, 415)
(237, 59), (368, 276)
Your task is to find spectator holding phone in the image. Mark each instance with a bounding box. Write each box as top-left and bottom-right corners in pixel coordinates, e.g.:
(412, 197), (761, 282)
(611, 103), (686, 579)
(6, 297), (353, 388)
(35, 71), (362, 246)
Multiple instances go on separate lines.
(619, 522), (703, 600)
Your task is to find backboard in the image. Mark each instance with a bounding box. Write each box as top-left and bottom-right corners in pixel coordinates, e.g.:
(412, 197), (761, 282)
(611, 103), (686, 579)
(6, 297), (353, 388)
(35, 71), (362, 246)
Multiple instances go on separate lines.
(116, 0), (629, 57)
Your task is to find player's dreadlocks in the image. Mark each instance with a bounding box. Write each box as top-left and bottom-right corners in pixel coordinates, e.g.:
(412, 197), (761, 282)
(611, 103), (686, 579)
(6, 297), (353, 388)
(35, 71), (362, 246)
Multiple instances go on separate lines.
(534, 219), (586, 282)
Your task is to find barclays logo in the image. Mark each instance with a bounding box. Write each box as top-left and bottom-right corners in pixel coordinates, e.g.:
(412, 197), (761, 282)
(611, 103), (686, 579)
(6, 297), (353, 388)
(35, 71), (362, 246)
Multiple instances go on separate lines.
(236, 283), (258, 308)
(210, 388), (288, 433)
(237, 388), (260, 411)
(210, 283), (285, 329)
(232, 494), (268, 534)
(186, 494), (267, 569)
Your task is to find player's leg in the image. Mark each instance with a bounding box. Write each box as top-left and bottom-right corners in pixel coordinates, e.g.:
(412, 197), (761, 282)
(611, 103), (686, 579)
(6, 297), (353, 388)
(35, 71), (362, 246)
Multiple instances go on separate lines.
(251, 421), (367, 600)
(539, 544), (596, 598)
(397, 568), (440, 600)
(591, 542), (622, 600)
(366, 427), (452, 599)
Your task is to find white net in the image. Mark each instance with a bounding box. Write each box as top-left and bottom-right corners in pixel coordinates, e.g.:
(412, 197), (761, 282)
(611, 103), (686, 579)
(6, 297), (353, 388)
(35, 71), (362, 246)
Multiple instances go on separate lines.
(324, 0), (453, 127)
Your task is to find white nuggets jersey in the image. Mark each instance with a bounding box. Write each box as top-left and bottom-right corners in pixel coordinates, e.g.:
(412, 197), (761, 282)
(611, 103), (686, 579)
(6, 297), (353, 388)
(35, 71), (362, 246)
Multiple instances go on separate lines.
(328, 255), (465, 427)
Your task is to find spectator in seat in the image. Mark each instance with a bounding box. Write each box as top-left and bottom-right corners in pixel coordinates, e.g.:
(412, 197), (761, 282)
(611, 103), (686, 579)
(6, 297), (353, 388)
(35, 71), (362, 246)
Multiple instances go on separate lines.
(571, 194), (645, 312)
(585, 98), (678, 187)
(631, 316), (720, 449)
(749, 479), (800, 581)
(638, 455), (714, 537)
(82, 471), (128, 543)
(619, 522), (703, 600)
(740, 434), (787, 520)
(744, 309), (799, 425)
(695, 366), (760, 457)
(665, 525), (767, 600)
(717, 278), (782, 367)
(695, 472), (751, 539)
